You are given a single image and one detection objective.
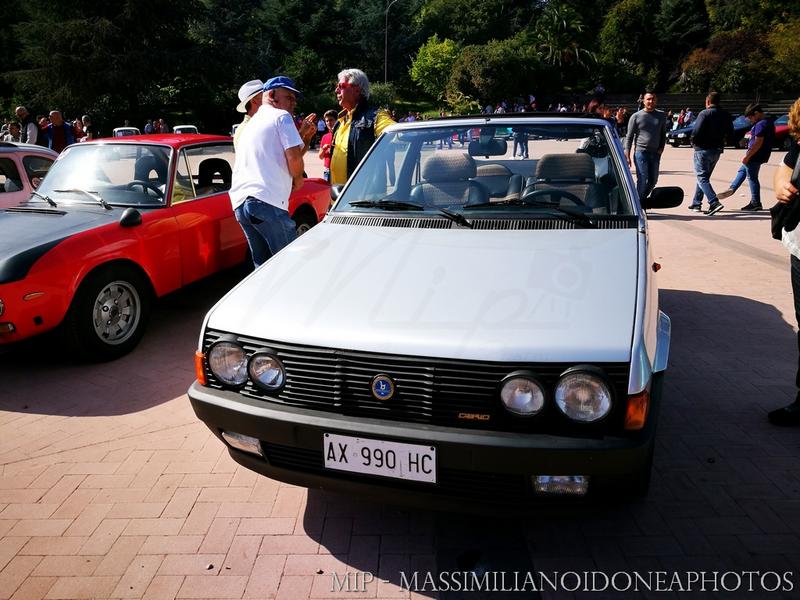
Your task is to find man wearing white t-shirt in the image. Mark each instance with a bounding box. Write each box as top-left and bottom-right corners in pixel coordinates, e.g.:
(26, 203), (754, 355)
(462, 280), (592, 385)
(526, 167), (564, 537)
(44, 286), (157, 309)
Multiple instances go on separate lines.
(229, 76), (316, 267)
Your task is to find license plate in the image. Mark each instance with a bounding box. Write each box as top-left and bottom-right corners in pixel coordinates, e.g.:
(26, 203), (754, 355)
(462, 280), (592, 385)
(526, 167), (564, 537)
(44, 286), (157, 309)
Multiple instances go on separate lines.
(323, 433), (436, 483)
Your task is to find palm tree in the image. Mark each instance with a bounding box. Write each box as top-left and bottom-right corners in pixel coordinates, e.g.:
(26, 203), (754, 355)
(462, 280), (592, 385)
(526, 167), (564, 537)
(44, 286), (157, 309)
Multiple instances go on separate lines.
(535, 1), (596, 71)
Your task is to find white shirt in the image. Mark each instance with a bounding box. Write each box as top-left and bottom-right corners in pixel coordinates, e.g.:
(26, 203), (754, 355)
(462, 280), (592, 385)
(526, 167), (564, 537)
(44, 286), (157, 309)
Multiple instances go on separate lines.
(229, 104), (303, 211)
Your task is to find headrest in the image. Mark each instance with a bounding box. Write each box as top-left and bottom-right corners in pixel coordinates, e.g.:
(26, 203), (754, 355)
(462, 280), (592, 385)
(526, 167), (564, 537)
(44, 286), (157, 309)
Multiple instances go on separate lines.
(475, 163), (512, 177)
(535, 153), (595, 181)
(422, 152), (476, 182)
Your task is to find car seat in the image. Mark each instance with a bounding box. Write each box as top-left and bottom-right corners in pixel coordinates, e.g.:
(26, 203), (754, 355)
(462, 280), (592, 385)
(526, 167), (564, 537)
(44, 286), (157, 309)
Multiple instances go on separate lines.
(522, 153), (608, 211)
(197, 158), (232, 193)
(409, 152), (489, 208)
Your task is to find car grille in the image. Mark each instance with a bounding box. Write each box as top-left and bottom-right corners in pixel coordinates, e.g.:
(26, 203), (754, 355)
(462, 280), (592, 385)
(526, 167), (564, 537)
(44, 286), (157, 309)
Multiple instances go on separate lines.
(202, 330), (631, 434)
(262, 441), (528, 503)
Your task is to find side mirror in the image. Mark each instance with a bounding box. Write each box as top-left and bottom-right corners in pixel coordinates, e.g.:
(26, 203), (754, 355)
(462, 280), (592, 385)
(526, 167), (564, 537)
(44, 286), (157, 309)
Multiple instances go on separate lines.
(330, 185), (343, 202)
(119, 207), (142, 227)
(642, 186), (683, 210)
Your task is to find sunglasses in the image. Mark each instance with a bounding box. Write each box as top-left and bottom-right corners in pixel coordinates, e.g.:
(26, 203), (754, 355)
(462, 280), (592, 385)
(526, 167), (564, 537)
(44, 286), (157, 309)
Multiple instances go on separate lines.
(335, 81), (356, 90)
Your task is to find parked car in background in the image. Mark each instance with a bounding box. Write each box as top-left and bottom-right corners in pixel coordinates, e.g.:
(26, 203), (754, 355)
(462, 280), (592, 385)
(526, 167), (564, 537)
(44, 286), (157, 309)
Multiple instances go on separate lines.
(189, 114), (683, 507)
(112, 127), (141, 137)
(0, 134), (330, 360)
(667, 123), (693, 147)
(0, 142), (58, 209)
(173, 125), (199, 135)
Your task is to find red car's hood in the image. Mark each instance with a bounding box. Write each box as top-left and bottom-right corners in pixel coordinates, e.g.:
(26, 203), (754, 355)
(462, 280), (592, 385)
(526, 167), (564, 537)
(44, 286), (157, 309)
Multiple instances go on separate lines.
(0, 205), (115, 283)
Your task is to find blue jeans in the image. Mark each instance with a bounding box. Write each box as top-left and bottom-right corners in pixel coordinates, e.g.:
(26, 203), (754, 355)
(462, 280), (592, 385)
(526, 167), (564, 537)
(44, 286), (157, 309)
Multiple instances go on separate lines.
(234, 197), (297, 267)
(728, 161), (763, 206)
(691, 149), (721, 207)
(633, 150), (661, 200)
(513, 138), (529, 158)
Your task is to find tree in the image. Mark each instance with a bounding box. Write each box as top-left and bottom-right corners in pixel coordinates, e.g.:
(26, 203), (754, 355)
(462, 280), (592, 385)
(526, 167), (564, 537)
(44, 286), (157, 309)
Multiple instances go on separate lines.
(415, 0), (531, 46)
(410, 35), (461, 100)
(599, 0), (651, 66)
(767, 19), (800, 91)
(447, 35), (541, 103)
(534, 1), (595, 72)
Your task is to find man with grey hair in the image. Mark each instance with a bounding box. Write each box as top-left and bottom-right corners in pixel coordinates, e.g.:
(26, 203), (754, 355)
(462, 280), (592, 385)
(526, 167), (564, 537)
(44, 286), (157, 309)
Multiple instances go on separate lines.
(330, 68), (395, 185)
(15, 106), (38, 145)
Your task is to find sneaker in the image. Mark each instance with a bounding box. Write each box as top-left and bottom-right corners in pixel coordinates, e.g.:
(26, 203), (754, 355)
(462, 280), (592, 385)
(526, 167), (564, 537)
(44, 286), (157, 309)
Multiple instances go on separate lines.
(717, 188), (735, 200)
(768, 401), (800, 426)
(705, 202), (724, 216)
(740, 203), (763, 211)
(688, 204), (702, 212)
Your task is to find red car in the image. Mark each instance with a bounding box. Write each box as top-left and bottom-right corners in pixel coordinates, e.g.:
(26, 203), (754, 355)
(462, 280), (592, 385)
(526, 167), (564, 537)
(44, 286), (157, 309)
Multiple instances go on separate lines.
(0, 134), (330, 360)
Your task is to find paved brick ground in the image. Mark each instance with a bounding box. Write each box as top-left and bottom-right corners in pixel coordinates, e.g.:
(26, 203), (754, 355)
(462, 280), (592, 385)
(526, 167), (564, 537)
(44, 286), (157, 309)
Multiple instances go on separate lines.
(1, 144), (799, 599)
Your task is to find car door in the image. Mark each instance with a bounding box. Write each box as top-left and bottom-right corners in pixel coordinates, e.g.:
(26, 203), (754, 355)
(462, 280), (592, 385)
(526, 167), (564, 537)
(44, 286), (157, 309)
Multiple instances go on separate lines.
(168, 143), (246, 284)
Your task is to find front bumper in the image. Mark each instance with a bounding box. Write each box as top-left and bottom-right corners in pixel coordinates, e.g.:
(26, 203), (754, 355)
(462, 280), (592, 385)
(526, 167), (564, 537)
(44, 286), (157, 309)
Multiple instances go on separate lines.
(188, 380), (658, 507)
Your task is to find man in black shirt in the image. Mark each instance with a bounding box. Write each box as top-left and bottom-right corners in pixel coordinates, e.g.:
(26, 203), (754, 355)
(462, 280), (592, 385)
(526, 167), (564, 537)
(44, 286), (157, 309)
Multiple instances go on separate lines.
(687, 92), (733, 215)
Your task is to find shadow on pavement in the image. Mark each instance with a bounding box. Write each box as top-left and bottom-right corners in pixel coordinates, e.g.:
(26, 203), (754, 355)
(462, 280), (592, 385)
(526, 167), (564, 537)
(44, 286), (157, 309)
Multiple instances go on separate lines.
(295, 288), (800, 597)
(0, 265), (248, 417)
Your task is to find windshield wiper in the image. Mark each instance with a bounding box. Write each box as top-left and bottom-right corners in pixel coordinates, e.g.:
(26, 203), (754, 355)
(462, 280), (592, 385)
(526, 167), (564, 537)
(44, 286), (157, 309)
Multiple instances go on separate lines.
(437, 207), (472, 228)
(30, 190), (58, 208)
(53, 188), (112, 210)
(464, 199), (596, 228)
(349, 200), (425, 211)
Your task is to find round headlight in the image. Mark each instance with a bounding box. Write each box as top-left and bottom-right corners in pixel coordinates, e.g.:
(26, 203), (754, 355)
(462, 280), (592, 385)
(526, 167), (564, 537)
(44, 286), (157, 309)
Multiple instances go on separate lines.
(248, 353), (285, 391)
(555, 371), (612, 422)
(207, 342), (248, 386)
(500, 375), (545, 416)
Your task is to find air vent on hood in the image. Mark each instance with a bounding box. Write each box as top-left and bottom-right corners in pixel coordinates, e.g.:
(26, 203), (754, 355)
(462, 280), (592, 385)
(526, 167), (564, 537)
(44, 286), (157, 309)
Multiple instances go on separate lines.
(327, 214), (638, 230)
(328, 215), (452, 228)
(4, 207), (66, 215)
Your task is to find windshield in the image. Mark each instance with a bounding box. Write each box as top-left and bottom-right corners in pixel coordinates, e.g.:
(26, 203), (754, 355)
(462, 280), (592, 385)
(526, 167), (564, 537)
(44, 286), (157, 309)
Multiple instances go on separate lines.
(334, 122), (633, 217)
(33, 144), (171, 207)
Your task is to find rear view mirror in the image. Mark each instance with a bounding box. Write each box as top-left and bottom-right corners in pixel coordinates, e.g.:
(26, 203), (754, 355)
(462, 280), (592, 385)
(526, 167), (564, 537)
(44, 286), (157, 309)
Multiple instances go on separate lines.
(468, 139), (507, 157)
(642, 186), (683, 210)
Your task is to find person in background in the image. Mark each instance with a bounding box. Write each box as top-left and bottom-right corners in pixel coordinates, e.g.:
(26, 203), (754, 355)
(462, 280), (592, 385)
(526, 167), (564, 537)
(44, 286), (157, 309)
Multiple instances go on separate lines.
(36, 116), (49, 147)
(144, 119), (154, 134)
(330, 68), (395, 186)
(318, 109), (337, 183)
(2, 122), (21, 142)
(769, 97), (800, 426)
(72, 116), (84, 141)
(233, 79), (264, 150)
(717, 103), (775, 211)
(687, 92), (733, 215)
(81, 115), (95, 141)
(625, 91), (667, 200)
(45, 110), (74, 153)
(229, 76), (316, 267)
(15, 106), (38, 145)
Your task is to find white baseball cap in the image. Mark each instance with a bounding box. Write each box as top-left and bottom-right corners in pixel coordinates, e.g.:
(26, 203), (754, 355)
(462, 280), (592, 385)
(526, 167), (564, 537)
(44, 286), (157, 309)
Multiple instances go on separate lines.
(236, 79), (264, 113)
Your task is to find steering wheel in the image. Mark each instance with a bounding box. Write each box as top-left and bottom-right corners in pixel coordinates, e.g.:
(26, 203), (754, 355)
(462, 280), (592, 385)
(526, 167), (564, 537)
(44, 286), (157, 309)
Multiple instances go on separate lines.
(126, 180), (164, 199)
(522, 188), (585, 207)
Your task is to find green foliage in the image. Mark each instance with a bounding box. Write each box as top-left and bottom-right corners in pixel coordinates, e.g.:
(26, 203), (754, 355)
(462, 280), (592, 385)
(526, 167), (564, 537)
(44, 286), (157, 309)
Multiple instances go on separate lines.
(534, 1), (596, 70)
(768, 19), (800, 91)
(369, 82), (398, 108)
(444, 90), (481, 115)
(599, 0), (650, 65)
(447, 35), (541, 103)
(1, 0), (798, 129)
(410, 35), (461, 100)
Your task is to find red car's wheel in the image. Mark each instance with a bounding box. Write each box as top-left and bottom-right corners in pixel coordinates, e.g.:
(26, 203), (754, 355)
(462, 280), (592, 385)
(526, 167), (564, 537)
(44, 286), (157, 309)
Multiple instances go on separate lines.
(63, 264), (151, 361)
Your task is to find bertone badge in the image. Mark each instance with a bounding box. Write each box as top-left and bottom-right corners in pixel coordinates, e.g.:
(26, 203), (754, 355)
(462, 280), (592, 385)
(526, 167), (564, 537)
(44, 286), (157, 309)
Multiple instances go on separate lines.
(371, 374), (396, 401)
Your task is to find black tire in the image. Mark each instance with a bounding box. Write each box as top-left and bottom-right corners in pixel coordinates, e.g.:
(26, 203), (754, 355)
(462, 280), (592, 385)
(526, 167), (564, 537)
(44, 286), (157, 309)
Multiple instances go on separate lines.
(63, 264), (151, 361)
(292, 209), (317, 236)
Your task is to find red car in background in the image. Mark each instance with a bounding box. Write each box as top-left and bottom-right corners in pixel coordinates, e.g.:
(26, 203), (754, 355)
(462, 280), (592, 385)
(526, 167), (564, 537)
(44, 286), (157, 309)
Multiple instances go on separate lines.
(0, 134), (329, 360)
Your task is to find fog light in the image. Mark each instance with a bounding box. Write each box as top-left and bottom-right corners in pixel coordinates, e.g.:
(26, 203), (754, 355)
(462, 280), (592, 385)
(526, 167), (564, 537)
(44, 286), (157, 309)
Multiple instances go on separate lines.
(0, 322), (15, 334)
(221, 431), (263, 457)
(533, 475), (589, 496)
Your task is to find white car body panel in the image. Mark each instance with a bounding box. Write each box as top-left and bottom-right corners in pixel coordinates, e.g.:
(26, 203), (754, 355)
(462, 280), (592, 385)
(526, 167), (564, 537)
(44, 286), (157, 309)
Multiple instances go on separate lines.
(205, 221), (639, 363)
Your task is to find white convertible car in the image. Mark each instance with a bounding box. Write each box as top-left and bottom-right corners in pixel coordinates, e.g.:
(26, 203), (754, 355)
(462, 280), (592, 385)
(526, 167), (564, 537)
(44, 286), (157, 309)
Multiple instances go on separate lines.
(188, 114), (682, 507)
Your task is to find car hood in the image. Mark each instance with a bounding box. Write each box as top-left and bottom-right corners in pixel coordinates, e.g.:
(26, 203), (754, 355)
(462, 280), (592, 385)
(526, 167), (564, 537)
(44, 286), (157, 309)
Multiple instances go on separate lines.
(207, 221), (641, 362)
(0, 206), (114, 283)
